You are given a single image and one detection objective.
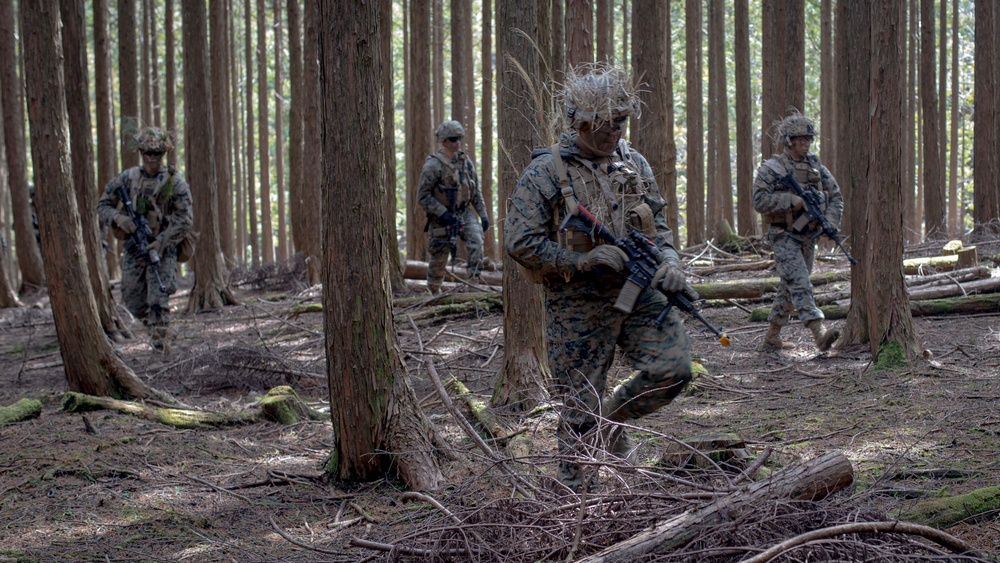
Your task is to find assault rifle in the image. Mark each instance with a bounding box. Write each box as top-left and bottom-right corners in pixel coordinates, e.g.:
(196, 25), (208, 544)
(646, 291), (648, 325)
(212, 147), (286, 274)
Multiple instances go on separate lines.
(560, 204), (731, 347)
(778, 172), (858, 265)
(116, 185), (166, 292)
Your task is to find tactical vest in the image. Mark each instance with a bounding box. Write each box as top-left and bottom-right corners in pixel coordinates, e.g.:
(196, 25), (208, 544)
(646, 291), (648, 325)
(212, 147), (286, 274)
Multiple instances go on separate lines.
(430, 152), (472, 211)
(763, 153), (823, 230)
(126, 166), (178, 235)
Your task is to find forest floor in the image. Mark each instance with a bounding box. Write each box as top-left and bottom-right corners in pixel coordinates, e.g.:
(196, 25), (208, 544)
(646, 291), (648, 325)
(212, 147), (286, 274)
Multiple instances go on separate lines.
(1, 237), (1000, 562)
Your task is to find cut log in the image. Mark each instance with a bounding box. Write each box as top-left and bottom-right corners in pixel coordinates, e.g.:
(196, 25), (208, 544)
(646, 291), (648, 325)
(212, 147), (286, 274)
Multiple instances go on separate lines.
(403, 260), (503, 286)
(897, 483), (1000, 528)
(902, 248), (978, 275)
(579, 451), (854, 561)
(0, 398), (42, 425)
(816, 268), (996, 306)
(690, 260), (774, 277)
(692, 271), (850, 300)
(751, 293), (1000, 321)
(905, 276), (1000, 302)
(905, 266), (991, 287)
(941, 239), (964, 255)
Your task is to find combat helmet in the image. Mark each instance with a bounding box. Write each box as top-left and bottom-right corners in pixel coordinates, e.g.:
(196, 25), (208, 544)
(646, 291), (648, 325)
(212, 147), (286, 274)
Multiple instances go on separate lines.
(435, 121), (465, 142)
(134, 126), (175, 153)
(562, 62), (642, 130)
(777, 114), (817, 146)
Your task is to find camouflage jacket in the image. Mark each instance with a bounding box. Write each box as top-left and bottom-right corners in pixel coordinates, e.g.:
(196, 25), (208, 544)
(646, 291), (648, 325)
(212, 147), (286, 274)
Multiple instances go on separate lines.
(752, 152), (844, 236)
(504, 135), (679, 283)
(417, 150), (487, 224)
(97, 165), (194, 250)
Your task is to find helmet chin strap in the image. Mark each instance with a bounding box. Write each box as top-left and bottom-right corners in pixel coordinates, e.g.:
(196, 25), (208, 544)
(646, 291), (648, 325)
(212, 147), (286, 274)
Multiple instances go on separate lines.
(576, 129), (615, 158)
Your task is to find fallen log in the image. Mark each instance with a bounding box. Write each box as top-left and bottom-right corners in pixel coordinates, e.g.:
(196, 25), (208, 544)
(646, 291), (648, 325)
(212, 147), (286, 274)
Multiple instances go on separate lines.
(897, 483), (1000, 528)
(904, 266), (991, 287)
(579, 451), (854, 562)
(903, 246), (978, 274)
(0, 398), (42, 425)
(447, 376), (531, 459)
(816, 268), (996, 306)
(751, 292), (1000, 321)
(691, 270), (850, 301)
(690, 260), (774, 277)
(403, 260), (502, 286)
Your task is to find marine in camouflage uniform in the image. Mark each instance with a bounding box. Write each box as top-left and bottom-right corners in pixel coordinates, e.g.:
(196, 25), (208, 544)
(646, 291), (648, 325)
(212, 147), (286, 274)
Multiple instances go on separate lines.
(752, 114), (843, 352)
(97, 126), (193, 351)
(504, 64), (692, 492)
(418, 121), (490, 293)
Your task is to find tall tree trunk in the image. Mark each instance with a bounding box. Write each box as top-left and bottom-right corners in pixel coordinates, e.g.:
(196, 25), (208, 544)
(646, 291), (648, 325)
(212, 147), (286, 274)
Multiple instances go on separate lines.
(920, 0), (944, 238)
(0, 94), (19, 306)
(663, 0), (678, 237)
(973, 0), (1000, 234)
(867, 0), (920, 362)
(319, 0), (444, 491)
(481, 0), (496, 261)
(761, 0), (805, 157)
(596, 0), (611, 62)
(631, 1), (673, 233)
(22, 0), (159, 400)
(492, 0), (549, 412)
(685, 0), (704, 246)
(0, 2), (46, 294)
(904, 0), (916, 239)
(288, 0), (304, 258)
(183, 0), (239, 312)
(60, 0), (127, 340)
(820, 0), (836, 175)
(948, 0), (959, 235)
(119, 0), (139, 169)
(150, 1), (160, 127)
(301, 0), (323, 283)
(566, 0), (593, 68)
(552, 0), (565, 84)
(166, 0), (177, 168)
(94, 0), (120, 279)
(274, 0), (288, 262)
(406, 0), (431, 264)
(735, 0), (755, 237)
(245, 0), (259, 268)
(211, 0), (235, 264)
(938, 0), (947, 234)
(231, 0), (246, 262)
(141, 0), (152, 126)
(450, 0), (472, 155)
(381, 0), (404, 289)
(708, 0), (733, 240)
(431, 0), (444, 129)
(836, 0), (871, 346)
(257, 0), (274, 264)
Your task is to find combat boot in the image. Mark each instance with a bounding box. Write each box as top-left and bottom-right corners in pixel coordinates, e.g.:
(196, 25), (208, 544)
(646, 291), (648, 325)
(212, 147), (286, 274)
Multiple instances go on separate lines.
(604, 426), (638, 464)
(806, 319), (839, 352)
(763, 322), (794, 350)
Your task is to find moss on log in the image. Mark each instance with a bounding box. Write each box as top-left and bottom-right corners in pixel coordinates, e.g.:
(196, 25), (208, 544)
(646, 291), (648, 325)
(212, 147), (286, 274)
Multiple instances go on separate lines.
(898, 484), (1000, 528)
(0, 398), (42, 425)
(691, 271), (850, 300)
(750, 293), (1000, 322)
(258, 385), (325, 424)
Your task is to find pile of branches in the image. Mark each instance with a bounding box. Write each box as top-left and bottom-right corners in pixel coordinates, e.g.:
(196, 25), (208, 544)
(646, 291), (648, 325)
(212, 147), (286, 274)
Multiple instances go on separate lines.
(230, 252), (308, 291)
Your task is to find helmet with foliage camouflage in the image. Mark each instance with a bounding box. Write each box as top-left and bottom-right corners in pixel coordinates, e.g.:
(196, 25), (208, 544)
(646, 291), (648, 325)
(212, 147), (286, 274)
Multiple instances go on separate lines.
(562, 62), (642, 130)
(435, 121), (465, 142)
(777, 114), (817, 146)
(134, 126), (175, 153)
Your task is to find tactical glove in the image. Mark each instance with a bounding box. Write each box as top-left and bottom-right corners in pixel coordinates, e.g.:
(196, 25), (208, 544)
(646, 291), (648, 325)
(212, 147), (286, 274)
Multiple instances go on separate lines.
(578, 245), (629, 273)
(145, 239), (162, 263)
(439, 211), (455, 225)
(652, 260), (687, 293)
(789, 195), (805, 212)
(481, 217), (490, 231)
(113, 213), (137, 235)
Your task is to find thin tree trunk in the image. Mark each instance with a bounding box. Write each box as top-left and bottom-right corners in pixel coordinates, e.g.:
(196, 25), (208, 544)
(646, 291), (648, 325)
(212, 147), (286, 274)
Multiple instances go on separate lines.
(904, 0), (916, 239)
(820, 0), (836, 175)
(566, 0), (593, 68)
(431, 0), (443, 128)
(552, 0), (565, 84)
(60, 0), (127, 340)
(406, 0), (431, 264)
(287, 0), (303, 258)
(450, 0), (471, 148)
(973, 0), (1000, 233)
(232, 0), (246, 262)
(685, 0), (704, 246)
(183, 0), (239, 312)
(245, 0), (259, 268)
(0, 114), (19, 307)
(166, 0), (177, 168)
(735, 0), (755, 237)
(708, 0), (733, 240)
(141, 0), (152, 126)
(94, 0), (120, 278)
(22, 0), (160, 401)
(382, 0), (404, 289)
(319, 0), (444, 491)
(301, 0), (323, 283)
(492, 0), (549, 411)
(211, 0), (235, 264)
(868, 0), (920, 362)
(920, 0), (944, 238)
(948, 0), (959, 235)
(274, 0), (288, 262)
(0, 2), (47, 294)
(596, 0), (611, 62)
(151, 1), (160, 127)
(481, 0), (496, 261)
(938, 0), (947, 234)
(257, 0), (274, 264)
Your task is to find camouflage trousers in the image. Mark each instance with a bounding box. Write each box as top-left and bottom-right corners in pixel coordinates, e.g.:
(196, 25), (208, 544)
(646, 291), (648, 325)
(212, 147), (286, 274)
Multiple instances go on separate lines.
(427, 206), (485, 290)
(121, 244), (178, 340)
(767, 231), (823, 326)
(545, 278), (692, 489)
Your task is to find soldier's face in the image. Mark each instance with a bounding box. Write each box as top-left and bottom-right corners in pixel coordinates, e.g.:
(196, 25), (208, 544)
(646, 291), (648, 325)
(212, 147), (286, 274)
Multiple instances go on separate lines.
(141, 150), (165, 174)
(787, 136), (812, 160)
(578, 117), (625, 157)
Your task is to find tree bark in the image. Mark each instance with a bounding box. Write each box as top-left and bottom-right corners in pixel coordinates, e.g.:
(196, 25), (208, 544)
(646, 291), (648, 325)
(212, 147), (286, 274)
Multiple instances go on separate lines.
(492, 0), (550, 412)
(596, 0), (611, 62)
(708, 0), (733, 241)
(231, 0), (246, 261)
(836, 0), (871, 347)
(319, 0), (444, 491)
(301, 0), (322, 283)
(760, 0), (805, 158)
(119, 0), (139, 169)
(820, 0), (836, 176)
(256, 0), (274, 264)
(381, 0), (405, 290)
(431, 0), (444, 129)
(685, 0), (704, 246)
(406, 0), (431, 264)
(867, 0), (921, 362)
(166, 0), (178, 167)
(287, 0), (304, 260)
(566, 0), (593, 67)
(94, 0), (120, 279)
(0, 1), (46, 295)
(480, 0), (496, 261)
(973, 1), (1000, 235)
(244, 0), (259, 268)
(273, 0), (287, 262)
(22, 0), (159, 401)
(948, 0), (959, 235)
(734, 0), (755, 237)
(580, 451), (854, 561)
(141, 0), (152, 126)
(60, 0), (128, 340)
(211, 0), (235, 264)
(450, 0), (473, 160)
(920, 0), (944, 238)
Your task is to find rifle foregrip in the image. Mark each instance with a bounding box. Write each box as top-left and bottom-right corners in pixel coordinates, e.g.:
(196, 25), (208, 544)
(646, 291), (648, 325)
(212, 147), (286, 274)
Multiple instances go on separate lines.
(613, 279), (643, 314)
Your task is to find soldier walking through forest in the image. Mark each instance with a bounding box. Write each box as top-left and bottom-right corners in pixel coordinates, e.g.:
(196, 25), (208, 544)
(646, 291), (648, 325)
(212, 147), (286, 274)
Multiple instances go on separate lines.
(504, 63), (693, 493)
(98, 127), (194, 352)
(418, 120), (490, 293)
(753, 114), (844, 352)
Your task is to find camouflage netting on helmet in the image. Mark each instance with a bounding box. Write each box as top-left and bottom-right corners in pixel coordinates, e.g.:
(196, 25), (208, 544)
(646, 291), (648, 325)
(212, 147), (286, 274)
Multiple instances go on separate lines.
(133, 126), (176, 153)
(435, 120), (466, 142)
(561, 62), (642, 130)
(777, 114), (817, 145)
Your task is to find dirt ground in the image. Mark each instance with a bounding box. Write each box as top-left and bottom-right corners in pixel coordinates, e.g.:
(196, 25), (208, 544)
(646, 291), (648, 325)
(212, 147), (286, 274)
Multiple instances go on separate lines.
(1, 242), (999, 562)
